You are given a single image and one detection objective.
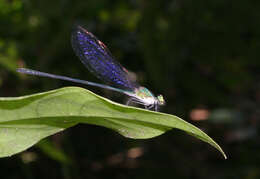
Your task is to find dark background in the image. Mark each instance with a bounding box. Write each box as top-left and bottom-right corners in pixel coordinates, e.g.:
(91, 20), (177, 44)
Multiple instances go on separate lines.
(1, 0), (260, 178)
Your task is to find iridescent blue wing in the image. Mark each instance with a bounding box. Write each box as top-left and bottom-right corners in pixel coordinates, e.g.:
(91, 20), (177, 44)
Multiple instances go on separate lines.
(71, 25), (138, 91)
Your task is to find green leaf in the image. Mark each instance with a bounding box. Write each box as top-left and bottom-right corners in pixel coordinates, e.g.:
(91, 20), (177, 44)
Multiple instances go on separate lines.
(37, 139), (71, 164)
(0, 87), (226, 159)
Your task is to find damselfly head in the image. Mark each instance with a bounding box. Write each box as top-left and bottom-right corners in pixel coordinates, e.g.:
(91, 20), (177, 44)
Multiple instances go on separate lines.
(157, 94), (165, 106)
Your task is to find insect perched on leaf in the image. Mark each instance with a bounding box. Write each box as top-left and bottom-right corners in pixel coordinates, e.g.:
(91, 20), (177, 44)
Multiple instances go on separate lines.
(17, 25), (165, 111)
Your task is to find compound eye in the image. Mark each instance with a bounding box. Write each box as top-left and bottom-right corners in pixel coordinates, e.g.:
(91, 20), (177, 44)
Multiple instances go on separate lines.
(157, 94), (165, 105)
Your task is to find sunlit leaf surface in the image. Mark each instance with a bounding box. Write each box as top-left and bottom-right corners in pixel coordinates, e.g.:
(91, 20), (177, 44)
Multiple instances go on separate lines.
(0, 87), (226, 158)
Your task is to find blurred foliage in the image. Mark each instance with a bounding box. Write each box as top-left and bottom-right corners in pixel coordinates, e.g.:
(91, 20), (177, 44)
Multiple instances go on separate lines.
(0, 0), (260, 178)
